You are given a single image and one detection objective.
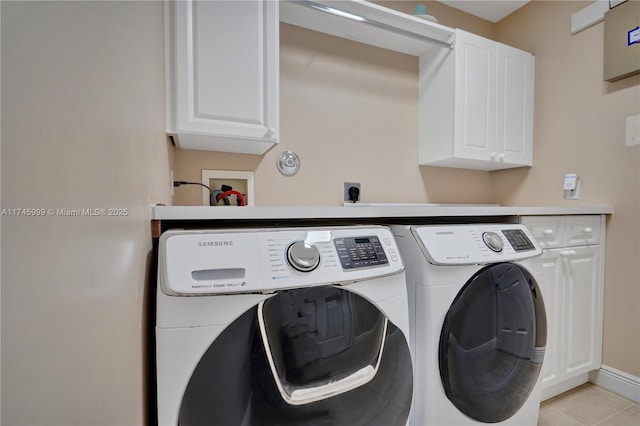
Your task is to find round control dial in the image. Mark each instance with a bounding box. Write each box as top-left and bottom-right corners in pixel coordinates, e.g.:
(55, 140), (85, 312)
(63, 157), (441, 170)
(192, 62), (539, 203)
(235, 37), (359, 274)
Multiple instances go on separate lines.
(286, 240), (320, 272)
(482, 232), (504, 252)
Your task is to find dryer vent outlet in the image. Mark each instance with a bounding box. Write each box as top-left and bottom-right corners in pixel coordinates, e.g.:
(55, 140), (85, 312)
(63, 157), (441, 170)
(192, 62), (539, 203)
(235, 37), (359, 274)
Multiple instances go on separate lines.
(344, 182), (361, 203)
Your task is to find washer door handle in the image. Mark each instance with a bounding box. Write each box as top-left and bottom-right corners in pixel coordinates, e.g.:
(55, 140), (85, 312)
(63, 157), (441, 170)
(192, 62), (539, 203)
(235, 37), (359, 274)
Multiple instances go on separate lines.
(258, 300), (388, 406)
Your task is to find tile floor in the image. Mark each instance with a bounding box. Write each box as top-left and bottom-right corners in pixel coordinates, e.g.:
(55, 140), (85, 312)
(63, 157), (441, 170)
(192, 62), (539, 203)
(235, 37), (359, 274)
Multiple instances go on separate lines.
(538, 384), (640, 426)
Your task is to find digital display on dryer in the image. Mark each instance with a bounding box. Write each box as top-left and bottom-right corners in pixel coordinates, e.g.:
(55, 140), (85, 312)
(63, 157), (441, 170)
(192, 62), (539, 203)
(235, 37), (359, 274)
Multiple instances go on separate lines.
(334, 236), (389, 269)
(503, 229), (535, 252)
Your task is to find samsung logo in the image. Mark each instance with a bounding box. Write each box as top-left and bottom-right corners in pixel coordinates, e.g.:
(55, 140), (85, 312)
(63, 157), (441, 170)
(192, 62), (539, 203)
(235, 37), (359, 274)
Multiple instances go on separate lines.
(197, 240), (234, 248)
(435, 231), (454, 236)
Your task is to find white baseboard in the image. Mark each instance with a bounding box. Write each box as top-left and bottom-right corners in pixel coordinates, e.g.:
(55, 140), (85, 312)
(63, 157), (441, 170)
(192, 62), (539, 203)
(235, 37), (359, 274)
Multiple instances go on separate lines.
(589, 365), (640, 404)
(542, 374), (590, 401)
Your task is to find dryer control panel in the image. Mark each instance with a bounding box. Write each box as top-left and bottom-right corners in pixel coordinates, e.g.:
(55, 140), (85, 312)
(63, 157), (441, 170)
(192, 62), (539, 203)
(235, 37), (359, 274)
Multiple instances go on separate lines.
(413, 224), (542, 266)
(159, 226), (404, 296)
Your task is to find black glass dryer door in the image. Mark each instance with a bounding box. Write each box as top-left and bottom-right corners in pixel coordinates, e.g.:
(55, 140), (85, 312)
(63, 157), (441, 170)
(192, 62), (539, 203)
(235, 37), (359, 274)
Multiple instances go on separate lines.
(178, 285), (413, 426)
(439, 263), (547, 423)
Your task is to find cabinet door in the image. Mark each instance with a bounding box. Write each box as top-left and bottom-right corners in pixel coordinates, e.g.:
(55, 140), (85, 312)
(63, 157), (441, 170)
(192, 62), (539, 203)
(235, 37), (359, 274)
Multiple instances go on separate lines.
(496, 43), (534, 166)
(168, 0), (279, 154)
(454, 30), (497, 162)
(563, 246), (602, 378)
(539, 249), (564, 389)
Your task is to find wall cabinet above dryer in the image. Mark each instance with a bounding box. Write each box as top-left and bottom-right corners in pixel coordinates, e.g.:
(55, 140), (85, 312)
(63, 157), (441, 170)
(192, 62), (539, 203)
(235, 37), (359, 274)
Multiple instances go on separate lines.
(165, 0), (279, 154)
(419, 29), (534, 170)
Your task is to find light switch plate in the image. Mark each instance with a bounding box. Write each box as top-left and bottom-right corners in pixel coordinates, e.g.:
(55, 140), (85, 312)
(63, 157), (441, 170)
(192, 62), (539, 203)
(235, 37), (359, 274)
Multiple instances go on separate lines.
(626, 115), (640, 146)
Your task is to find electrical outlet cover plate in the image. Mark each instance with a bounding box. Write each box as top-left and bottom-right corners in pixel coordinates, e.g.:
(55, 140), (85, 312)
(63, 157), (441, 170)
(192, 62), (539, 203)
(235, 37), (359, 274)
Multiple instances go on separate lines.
(344, 182), (361, 203)
(564, 180), (580, 200)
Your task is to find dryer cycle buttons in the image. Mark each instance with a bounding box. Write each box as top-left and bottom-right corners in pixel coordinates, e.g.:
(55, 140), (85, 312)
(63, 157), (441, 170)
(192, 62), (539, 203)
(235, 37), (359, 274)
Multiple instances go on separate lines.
(482, 232), (504, 252)
(287, 240), (321, 272)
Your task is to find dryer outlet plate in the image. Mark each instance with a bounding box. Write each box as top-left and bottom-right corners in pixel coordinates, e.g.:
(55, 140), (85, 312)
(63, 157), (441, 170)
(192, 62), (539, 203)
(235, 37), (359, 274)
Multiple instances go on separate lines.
(344, 182), (361, 203)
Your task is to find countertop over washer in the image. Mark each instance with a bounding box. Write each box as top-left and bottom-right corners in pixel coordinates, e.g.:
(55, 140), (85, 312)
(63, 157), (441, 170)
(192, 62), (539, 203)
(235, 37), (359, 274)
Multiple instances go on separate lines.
(152, 205), (613, 222)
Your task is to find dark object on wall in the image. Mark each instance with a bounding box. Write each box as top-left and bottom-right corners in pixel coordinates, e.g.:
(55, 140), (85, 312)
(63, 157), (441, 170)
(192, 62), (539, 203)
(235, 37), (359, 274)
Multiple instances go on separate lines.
(604, 0), (640, 82)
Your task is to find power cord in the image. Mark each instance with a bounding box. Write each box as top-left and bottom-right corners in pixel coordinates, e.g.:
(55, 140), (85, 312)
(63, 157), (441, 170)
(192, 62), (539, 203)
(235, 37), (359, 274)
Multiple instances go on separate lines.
(173, 180), (212, 192)
(173, 180), (215, 206)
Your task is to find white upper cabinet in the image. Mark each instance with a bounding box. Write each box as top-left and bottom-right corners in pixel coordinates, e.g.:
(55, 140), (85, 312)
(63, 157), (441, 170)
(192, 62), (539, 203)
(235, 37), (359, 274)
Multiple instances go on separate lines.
(419, 29), (534, 170)
(165, 0), (279, 154)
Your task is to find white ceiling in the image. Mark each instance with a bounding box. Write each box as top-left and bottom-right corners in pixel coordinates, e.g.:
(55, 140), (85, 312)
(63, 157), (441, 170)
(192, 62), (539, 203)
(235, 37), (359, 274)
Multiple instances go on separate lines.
(436, 0), (531, 23)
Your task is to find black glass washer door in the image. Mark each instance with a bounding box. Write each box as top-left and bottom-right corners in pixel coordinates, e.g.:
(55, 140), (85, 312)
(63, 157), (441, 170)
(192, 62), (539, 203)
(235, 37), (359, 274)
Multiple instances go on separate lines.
(178, 285), (413, 426)
(439, 263), (547, 423)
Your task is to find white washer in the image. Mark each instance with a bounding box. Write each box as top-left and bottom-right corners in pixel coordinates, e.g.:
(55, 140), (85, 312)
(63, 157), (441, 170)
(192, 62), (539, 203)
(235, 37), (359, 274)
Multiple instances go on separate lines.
(156, 226), (413, 425)
(392, 224), (547, 426)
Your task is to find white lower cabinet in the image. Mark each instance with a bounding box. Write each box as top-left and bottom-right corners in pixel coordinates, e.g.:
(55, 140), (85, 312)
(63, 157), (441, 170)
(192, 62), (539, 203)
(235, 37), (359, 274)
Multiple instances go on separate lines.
(521, 216), (605, 400)
(539, 246), (602, 394)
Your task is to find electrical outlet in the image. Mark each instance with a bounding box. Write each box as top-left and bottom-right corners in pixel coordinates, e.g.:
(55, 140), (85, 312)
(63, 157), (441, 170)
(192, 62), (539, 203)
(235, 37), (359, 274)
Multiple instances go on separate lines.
(564, 181), (580, 200)
(344, 182), (361, 203)
(563, 173), (580, 200)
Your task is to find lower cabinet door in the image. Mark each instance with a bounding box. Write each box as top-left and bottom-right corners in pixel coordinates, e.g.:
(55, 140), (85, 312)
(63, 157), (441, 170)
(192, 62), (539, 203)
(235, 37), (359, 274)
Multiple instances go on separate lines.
(539, 246), (602, 393)
(539, 249), (564, 389)
(563, 246), (602, 378)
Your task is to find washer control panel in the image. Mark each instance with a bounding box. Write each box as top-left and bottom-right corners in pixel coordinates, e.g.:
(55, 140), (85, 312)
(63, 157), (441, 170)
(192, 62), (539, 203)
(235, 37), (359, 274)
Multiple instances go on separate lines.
(334, 236), (389, 269)
(502, 228), (536, 251)
(160, 226), (403, 295)
(413, 224), (541, 266)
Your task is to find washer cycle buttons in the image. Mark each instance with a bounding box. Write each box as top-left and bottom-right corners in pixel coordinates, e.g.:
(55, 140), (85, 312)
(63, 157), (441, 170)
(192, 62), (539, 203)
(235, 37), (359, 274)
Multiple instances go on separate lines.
(482, 232), (504, 252)
(334, 236), (389, 269)
(286, 240), (321, 272)
(502, 229), (536, 252)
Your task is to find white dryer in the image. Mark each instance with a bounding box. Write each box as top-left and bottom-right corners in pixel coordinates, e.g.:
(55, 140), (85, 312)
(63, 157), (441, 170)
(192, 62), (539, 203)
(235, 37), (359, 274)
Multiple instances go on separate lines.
(156, 226), (413, 425)
(392, 224), (546, 426)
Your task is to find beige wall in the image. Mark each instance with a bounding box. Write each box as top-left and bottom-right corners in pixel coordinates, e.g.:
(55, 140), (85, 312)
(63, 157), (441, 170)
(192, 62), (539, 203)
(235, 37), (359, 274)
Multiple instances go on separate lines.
(1, 1), (171, 424)
(174, 24), (496, 206)
(493, 1), (640, 377)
